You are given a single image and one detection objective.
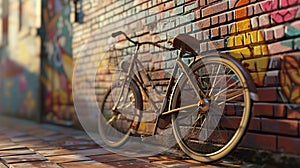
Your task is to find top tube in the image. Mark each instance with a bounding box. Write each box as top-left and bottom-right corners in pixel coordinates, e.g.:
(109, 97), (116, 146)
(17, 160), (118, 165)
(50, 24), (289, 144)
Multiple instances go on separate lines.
(112, 31), (175, 51)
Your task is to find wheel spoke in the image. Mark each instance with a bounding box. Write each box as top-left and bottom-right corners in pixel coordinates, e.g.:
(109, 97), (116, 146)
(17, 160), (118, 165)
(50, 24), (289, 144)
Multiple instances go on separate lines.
(208, 64), (221, 97)
(98, 81), (142, 148)
(214, 80), (240, 98)
(170, 56), (251, 162)
(107, 114), (117, 125)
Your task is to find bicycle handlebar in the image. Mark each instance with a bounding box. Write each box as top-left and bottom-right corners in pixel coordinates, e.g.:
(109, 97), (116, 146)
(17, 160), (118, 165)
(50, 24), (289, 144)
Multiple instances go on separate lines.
(111, 31), (174, 51)
(111, 31), (124, 38)
(111, 31), (138, 45)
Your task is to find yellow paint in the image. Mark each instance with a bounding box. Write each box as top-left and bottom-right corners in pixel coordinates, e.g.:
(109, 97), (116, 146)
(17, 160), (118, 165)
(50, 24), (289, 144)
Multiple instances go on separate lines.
(44, 64), (62, 90)
(4, 81), (13, 97)
(243, 32), (252, 45)
(41, 76), (52, 91)
(243, 57), (269, 72)
(58, 90), (68, 104)
(249, 72), (267, 86)
(257, 31), (265, 43)
(230, 23), (237, 34)
(237, 19), (251, 32)
(248, 31), (258, 43)
(290, 87), (300, 103)
(24, 90), (36, 113)
(227, 36), (235, 48)
(262, 45), (268, 56)
(253, 46), (262, 57)
(235, 34), (244, 46)
(16, 39), (39, 73)
(228, 9), (269, 86)
(230, 47), (251, 59)
(61, 52), (74, 81)
(53, 105), (59, 112)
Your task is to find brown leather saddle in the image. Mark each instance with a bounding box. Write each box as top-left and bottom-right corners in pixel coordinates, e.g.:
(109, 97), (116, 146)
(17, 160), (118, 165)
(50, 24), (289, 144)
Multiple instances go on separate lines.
(168, 34), (200, 56)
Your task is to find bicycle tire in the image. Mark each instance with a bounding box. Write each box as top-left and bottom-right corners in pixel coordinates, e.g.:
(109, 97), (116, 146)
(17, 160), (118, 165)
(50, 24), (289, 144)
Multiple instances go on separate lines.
(98, 80), (142, 148)
(170, 55), (252, 162)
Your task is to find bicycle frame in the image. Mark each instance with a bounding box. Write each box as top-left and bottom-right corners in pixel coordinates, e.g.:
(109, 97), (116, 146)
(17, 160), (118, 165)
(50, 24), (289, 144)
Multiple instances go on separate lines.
(112, 43), (205, 135)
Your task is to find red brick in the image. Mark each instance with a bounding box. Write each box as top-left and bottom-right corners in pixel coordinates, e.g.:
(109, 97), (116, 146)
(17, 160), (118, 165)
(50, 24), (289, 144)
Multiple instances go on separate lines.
(210, 39), (225, 50)
(219, 116), (260, 131)
(259, 14), (271, 28)
(185, 0), (194, 3)
(202, 1), (228, 17)
(251, 16), (259, 30)
(220, 116), (241, 129)
(273, 25), (285, 39)
(195, 8), (201, 19)
(224, 104), (236, 115)
(257, 87), (277, 101)
(268, 41), (293, 55)
(278, 136), (300, 155)
(202, 29), (210, 40)
(185, 24), (192, 33)
(253, 3), (263, 15)
(199, 0), (206, 7)
(218, 13), (226, 23)
(211, 15), (218, 25)
(210, 27), (219, 38)
(235, 0), (250, 8)
(261, 118), (298, 136)
(220, 25), (228, 36)
(247, 5), (254, 16)
(241, 133), (276, 151)
(163, 1), (174, 11)
(264, 74), (279, 86)
(274, 104), (286, 118)
(253, 104), (273, 117)
(264, 28), (274, 42)
(287, 108), (300, 119)
(207, 0), (219, 5)
(248, 117), (261, 131)
(209, 130), (231, 143)
(227, 11), (234, 22)
(194, 17), (210, 30)
(200, 42), (207, 53)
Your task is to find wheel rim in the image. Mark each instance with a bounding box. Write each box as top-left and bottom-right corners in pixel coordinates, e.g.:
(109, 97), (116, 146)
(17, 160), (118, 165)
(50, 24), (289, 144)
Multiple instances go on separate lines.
(99, 83), (137, 147)
(171, 57), (251, 162)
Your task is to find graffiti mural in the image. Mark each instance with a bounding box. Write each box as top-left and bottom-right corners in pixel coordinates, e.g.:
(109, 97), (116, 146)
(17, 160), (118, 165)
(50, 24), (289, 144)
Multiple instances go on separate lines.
(225, 0), (300, 107)
(0, 0), (40, 119)
(41, 0), (74, 125)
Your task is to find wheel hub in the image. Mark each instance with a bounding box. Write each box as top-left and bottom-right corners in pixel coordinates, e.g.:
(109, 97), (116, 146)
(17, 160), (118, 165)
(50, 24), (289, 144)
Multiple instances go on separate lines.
(199, 98), (210, 112)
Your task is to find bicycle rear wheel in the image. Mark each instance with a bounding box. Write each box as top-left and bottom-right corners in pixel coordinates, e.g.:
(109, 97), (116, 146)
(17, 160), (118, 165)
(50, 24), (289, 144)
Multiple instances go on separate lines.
(99, 80), (142, 148)
(170, 55), (252, 162)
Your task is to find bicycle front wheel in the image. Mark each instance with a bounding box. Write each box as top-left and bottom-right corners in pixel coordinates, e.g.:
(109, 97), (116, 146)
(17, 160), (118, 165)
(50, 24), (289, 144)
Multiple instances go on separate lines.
(170, 55), (252, 162)
(98, 80), (142, 148)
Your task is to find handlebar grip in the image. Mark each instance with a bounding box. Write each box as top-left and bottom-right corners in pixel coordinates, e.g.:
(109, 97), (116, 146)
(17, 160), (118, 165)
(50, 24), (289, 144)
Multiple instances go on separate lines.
(112, 31), (124, 38)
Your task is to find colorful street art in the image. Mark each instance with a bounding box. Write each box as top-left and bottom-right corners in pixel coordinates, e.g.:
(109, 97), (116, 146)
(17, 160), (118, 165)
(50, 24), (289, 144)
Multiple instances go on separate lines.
(0, 0), (40, 119)
(41, 0), (74, 125)
(226, 0), (300, 107)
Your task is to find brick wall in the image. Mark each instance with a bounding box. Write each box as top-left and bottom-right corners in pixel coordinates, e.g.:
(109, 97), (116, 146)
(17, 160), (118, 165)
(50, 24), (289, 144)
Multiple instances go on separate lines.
(73, 0), (300, 155)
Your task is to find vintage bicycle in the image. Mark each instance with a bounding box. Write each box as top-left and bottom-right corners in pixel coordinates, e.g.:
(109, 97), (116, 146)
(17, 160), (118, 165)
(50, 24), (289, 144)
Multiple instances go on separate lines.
(97, 31), (258, 162)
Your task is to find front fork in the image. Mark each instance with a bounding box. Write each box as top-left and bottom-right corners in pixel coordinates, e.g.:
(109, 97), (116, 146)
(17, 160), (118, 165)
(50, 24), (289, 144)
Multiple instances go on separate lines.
(112, 45), (140, 111)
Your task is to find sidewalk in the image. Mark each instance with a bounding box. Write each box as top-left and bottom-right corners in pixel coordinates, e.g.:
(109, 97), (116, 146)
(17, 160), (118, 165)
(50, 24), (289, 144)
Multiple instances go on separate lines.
(0, 115), (255, 168)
